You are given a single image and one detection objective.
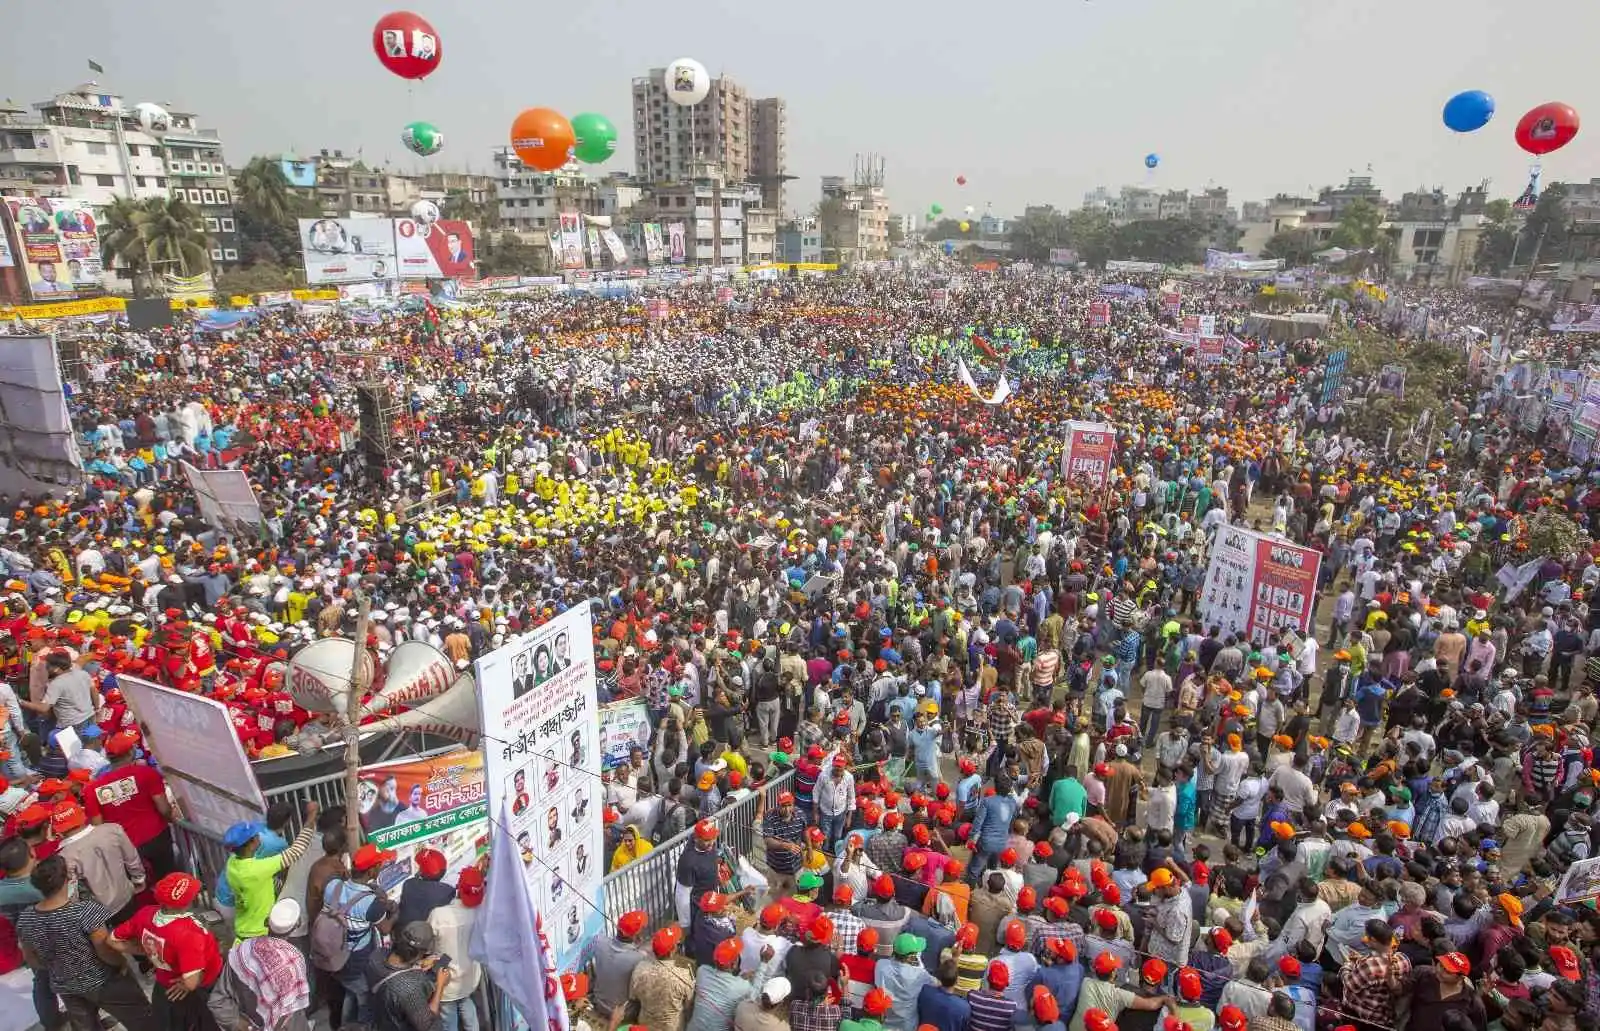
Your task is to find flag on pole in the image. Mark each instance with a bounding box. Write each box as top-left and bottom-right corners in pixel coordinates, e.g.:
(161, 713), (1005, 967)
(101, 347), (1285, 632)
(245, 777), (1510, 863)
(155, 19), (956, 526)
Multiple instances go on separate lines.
(88, 59), (104, 74)
(469, 798), (571, 1031)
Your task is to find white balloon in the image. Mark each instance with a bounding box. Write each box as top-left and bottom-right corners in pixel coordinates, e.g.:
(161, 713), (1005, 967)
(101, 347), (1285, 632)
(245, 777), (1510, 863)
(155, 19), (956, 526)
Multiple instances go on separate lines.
(133, 102), (171, 134)
(410, 200), (440, 226)
(964, 205), (975, 216)
(663, 57), (711, 107)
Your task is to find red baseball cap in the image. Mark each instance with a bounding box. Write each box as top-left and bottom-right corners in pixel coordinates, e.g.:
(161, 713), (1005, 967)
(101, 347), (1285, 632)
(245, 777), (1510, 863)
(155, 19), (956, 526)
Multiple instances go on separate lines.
(987, 960), (1011, 989)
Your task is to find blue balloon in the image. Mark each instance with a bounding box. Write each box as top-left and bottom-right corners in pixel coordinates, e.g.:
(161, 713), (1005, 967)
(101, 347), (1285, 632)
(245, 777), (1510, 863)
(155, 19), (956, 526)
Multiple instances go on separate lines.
(1144, 153), (1159, 169)
(942, 241), (955, 255)
(1442, 90), (1495, 133)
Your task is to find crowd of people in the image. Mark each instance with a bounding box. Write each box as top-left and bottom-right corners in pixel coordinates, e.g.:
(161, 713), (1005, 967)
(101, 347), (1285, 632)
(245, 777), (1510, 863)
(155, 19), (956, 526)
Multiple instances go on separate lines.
(0, 265), (1597, 1031)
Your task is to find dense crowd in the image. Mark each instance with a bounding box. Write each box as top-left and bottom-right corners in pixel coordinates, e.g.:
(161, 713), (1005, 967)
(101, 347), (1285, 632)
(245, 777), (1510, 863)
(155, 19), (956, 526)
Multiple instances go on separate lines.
(1, 266), (1599, 1031)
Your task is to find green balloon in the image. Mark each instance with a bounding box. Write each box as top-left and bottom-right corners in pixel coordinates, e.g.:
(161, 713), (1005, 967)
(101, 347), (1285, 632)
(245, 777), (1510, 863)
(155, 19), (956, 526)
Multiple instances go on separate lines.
(931, 203), (944, 214)
(401, 121), (444, 156)
(570, 112), (618, 164)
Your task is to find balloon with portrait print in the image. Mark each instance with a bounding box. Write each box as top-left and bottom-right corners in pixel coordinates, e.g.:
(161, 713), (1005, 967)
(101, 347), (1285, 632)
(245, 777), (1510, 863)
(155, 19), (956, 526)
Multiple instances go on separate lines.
(663, 57), (711, 107)
(410, 200), (440, 226)
(1144, 153), (1159, 169)
(1515, 102), (1579, 156)
(510, 108), (575, 172)
(1441, 90), (1495, 133)
(401, 121), (444, 156)
(133, 103), (171, 134)
(570, 113), (619, 164)
(372, 11), (441, 80)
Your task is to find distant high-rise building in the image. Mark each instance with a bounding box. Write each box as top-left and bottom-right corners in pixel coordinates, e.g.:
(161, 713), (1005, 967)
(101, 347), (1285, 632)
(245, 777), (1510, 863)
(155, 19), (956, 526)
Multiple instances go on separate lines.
(632, 69), (750, 183)
(750, 97), (788, 212)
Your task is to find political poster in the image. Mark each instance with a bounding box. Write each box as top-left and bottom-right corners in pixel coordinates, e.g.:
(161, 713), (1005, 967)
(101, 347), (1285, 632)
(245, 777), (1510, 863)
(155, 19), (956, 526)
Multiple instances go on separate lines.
(1321, 349), (1349, 403)
(600, 228), (629, 264)
(4, 197), (105, 299)
(1198, 525), (1322, 646)
(558, 213), (586, 271)
(587, 227), (605, 267)
(1551, 304), (1600, 334)
(645, 298), (669, 320)
(299, 218), (398, 284)
(395, 218), (475, 279)
(1377, 363), (1407, 399)
(1198, 315), (1217, 337)
(1196, 336), (1225, 364)
(598, 699), (651, 770)
(644, 224), (665, 264)
(116, 675), (267, 836)
(1558, 856), (1600, 905)
(1182, 315), (1201, 335)
(1088, 300), (1111, 327)
(357, 748), (488, 893)
(474, 606), (603, 973)
(1059, 420), (1117, 485)
(1161, 291), (1181, 318)
(1047, 248), (1078, 266)
(1104, 260), (1161, 274)
(667, 222), (687, 263)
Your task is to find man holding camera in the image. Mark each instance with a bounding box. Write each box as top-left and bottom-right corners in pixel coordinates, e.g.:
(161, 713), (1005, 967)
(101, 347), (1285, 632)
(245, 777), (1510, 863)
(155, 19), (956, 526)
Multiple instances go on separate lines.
(369, 920), (453, 1031)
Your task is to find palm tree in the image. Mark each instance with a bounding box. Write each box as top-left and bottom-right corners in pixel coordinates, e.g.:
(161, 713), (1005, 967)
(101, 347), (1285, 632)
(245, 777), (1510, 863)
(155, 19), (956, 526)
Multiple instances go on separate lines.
(234, 156), (296, 224)
(138, 196), (211, 279)
(99, 196), (154, 297)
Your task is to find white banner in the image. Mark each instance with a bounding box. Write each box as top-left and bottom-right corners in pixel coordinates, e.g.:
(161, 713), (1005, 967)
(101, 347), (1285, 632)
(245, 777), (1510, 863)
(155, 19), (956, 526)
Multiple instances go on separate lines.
(598, 699), (650, 770)
(474, 607), (604, 972)
(600, 229), (629, 264)
(1198, 525), (1322, 646)
(181, 462), (265, 533)
(117, 675), (266, 836)
(299, 218), (398, 284)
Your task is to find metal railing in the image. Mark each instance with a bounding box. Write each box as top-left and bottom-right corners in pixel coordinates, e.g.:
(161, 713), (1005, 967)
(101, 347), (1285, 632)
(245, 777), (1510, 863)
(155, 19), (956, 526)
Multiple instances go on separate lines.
(599, 769), (792, 934)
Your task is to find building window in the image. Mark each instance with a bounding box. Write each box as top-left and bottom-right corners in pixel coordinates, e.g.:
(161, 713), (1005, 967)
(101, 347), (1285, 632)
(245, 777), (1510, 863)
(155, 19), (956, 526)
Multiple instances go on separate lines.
(94, 174), (115, 187)
(206, 217), (220, 231)
(223, 248), (237, 261)
(86, 141), (108, 156)
(155, 177), (166, 188)
(202, 189), (216, 204)
(211, 247), (223, 260)
(221, 217), (234, 232)
(183, 161), (196, 173)
(134, 176), (146, 188)
(217, 190), (229, 204)
(188, 189), (203, 203)
(519, 199), (530, 207)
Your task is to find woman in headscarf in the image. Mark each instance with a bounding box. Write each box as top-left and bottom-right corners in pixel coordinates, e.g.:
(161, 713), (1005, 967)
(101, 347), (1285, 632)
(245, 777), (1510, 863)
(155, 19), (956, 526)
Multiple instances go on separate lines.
(208, 898), (312, 1031)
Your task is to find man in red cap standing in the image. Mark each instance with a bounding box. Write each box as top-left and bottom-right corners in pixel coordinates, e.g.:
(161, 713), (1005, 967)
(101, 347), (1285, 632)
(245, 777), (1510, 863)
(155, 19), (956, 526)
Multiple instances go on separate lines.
(630, 925), (695, 1031)
(815, 753), (857, 853)
(109, 871), (222, 1030)
(52, 800), (144, 922)
(675, 818), (724, 927)
(858, 873), (911, 958)
(593, 908), (650, 1021)
(394, 847), (455, 927)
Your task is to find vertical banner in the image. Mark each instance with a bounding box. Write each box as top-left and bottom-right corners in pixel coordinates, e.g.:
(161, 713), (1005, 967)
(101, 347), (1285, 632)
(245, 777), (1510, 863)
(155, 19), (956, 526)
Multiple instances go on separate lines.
(644, 224), (665, 264)
(929, 288), (948, 307)
(4, 197), (105, 298)
(1198, 526), (1322, 646)
(1197, 315), (1217, 337)
(1182, 314), (1201, 335)
(558, 213), (586, 271)
(600, 229), (629, 264)
(1196, 336), (1224, 364)
(474, 607), (603, 973)
(667, 222), (687, 264)
(1321, 349), (1349, 403)
(586, 227), (605, 268)
(1088, 300), (1111, 327)
(598, 699), (651, 769)
(1377, 363), (1407, 399)
(1059, 420), (1117, 484)
(644, 298), (670, 321)
(1161, 290), (1181, 318)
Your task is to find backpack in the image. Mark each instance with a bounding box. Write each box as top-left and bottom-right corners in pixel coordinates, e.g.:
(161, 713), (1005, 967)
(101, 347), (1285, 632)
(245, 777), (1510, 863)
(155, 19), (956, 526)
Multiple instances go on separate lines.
(309, 882), (374, 973)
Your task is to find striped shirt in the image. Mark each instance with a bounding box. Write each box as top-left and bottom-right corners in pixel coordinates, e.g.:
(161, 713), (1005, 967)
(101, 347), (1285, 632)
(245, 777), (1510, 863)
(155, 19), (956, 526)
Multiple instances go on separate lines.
(967, 988), (1016, 1031)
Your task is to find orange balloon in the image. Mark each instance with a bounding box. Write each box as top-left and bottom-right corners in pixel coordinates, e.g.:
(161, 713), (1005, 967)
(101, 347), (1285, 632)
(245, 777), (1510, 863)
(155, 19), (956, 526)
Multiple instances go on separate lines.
(509, 108), (575, 172)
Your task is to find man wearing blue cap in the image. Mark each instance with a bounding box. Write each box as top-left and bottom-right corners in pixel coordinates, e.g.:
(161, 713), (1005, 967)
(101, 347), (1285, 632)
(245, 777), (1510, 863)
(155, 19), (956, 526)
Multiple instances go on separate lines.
(224, 800), (319, 941)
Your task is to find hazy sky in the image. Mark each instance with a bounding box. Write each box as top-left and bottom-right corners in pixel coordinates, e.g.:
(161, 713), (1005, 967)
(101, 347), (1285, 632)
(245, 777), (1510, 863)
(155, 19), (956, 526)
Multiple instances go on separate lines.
(8, 0), (1599, 219)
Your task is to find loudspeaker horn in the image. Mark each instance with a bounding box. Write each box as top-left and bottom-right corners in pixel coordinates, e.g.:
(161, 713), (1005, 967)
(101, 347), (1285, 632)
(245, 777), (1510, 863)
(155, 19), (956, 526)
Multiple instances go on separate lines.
(286, 638), (374, 718)
(365, 641), (455, 716)
(364, 672), (480, 745)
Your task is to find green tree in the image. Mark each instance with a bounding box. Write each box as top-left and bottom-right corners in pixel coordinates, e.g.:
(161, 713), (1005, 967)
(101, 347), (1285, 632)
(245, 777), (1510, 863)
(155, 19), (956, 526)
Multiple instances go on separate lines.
(212, 264), (298, 307)
(1473, 198), (1517, 274)
(234, 205), (303, 268)
(1110, 218), (1205, 265)
(887, 219), (904, 246)
(138, 196), (211, 278)
(1064, 209), (1115, 268)
(440, 191), (500, 231)
(1261, 228), (1318, 267)
(99, 196), (154, 297)
(1004, 205), (1072, 262)
(924, 218), (968, 241)
(234, 156), (298, 224)
(478, 231), (544, 276)
(1329, 198), (1384, 250)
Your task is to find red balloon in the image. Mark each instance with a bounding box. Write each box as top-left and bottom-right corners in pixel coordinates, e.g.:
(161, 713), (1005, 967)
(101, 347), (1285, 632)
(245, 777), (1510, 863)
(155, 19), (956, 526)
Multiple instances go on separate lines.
(510, 108), (576, 172)
(956, 175), (967, 186)
(372, 11), (441, 80)
(1515, 102), (1579, 156)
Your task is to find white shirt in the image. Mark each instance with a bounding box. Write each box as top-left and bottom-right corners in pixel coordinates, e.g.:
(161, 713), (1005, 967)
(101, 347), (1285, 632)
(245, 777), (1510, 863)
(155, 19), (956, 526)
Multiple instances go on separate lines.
(1297, 637), (1319, 675)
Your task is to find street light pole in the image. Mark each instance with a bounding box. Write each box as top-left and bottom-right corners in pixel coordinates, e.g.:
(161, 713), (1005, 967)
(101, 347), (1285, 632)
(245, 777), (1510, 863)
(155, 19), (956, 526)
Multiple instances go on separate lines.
(343, 594), (372, 851)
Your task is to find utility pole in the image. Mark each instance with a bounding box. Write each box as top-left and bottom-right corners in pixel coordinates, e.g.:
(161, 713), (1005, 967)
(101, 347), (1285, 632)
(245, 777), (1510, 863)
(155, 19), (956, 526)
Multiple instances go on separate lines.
(343, 594), (372, 851)
(712, 163), (724, 267)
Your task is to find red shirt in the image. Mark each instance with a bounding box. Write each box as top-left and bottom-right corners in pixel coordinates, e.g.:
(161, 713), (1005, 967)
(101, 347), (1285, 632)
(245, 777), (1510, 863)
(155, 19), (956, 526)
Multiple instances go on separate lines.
(84, 763), (169, 847)
(114, 907), (221, 987)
